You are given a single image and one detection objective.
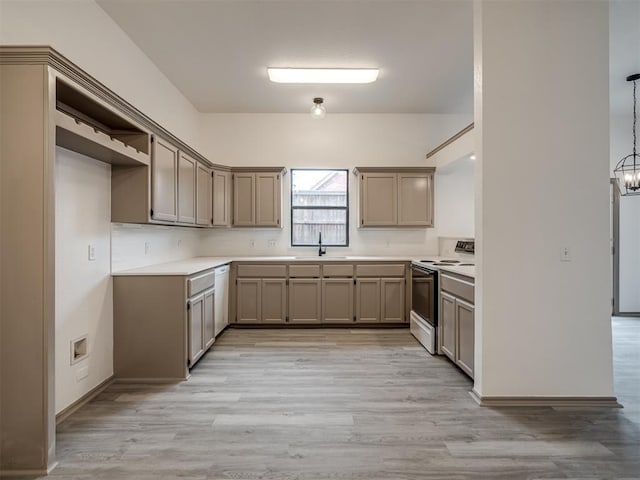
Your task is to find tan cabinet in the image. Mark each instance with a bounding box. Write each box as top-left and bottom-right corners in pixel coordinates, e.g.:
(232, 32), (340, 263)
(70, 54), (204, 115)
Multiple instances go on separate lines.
(151, 137), (179, 222)
(289, 279), (322, 324)
(261, 279), (287, 323)
(203, 288), (215, 350)
(398, 173), (433, 226)
(355, 278), (381, 322)
(322, 279), (354, 323)
(233, 172), (256, 226)
(380, 278), (405, 323)
(455, 299), (475, 377)
(355, 167), (435, 228)
(236, 278), (261, 323)
(440, 291), (456, 360)
(439, 273), (475, 379)
(212, 169), (231, 227)
(233, 169), (283, 227)
(177, 152), (197, 224)
(360, 172), (397, 226)
(256, 172), (281, 227)
(196, 163), (212, 226)
(188, 291), (205, 366)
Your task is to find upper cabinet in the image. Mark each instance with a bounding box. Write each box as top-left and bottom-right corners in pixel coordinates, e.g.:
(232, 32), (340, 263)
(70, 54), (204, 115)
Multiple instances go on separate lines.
(177, 151), (197, 224)
(355, 167), (435, 228)
(196, 163), (212, 226)
(212, 169), (231, 227)
(151, 137), (179, 222)
(232, 168), (284, 227)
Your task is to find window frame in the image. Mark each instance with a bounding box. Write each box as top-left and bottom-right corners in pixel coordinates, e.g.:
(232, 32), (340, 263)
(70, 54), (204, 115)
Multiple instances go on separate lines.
(290, 168), (350, 247)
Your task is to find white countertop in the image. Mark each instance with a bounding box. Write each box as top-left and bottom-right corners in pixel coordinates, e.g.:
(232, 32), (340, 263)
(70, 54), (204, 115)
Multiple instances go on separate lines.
(112, 255), (435, 277)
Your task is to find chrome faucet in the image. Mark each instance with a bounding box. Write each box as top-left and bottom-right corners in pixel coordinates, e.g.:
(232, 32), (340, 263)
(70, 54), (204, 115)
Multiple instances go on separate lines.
(318, 232), (327, 256)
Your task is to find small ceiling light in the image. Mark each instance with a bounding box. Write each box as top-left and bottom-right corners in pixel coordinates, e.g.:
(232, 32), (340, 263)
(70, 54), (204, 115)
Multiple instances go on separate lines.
(268, 68), (379, 84)
(310, 97), (326, 119)
(614, 73), (640, 196)
(470, 154), (476, 161)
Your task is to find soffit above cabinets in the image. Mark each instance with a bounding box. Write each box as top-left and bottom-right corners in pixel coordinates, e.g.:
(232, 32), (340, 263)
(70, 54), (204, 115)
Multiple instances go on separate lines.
(96, 0), (474, 114)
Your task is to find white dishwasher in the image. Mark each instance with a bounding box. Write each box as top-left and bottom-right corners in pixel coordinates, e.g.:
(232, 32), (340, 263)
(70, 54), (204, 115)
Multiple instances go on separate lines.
(214, 265), (230, 337)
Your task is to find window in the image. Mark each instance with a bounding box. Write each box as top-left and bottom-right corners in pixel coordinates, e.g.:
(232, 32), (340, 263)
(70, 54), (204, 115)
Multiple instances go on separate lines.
(291, 169), (349, 246)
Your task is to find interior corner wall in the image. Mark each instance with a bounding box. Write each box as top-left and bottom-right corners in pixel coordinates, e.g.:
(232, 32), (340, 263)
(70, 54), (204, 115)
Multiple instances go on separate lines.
(0, 0), (202, 151)
(55, 148), (113, 414)
(435, 159), (475, 238)
(474, 1), (614, 398)
(197, 113), (472, 256)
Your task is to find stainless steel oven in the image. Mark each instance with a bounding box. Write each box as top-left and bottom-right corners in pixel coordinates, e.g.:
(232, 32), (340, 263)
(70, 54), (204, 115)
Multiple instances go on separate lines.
(410, 263), (438, 354)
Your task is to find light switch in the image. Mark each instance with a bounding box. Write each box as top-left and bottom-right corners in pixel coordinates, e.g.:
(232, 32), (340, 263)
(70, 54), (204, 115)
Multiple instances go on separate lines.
(560, 246), (571, 262)
(88, 244), (96, 261)
(144, 242), (150, 255)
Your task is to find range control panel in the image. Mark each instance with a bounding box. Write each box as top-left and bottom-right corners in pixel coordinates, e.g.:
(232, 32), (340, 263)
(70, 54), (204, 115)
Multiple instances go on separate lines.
(455, 240), (475, 254)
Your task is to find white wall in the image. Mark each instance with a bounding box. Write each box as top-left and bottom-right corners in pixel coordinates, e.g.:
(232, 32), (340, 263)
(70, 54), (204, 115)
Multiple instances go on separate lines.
(111, 224), (202, 272)
(474, 1), (614, 398)
(0, 0), (201, 151)
(55, 148), (113, 414)
(435, 158), (475, 238)
(198, 113), (472, 256)
(611, 114), (640, 312)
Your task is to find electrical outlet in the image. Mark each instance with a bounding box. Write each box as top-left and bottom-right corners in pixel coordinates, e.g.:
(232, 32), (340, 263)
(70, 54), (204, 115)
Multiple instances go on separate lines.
(177, 239), (182, 248)
(268, 240), (276, 248)
(88, 244), (96, 261)
(249, 239), (255, 248)
(144, 242), (150, 255)
(560, 246), (571, 262)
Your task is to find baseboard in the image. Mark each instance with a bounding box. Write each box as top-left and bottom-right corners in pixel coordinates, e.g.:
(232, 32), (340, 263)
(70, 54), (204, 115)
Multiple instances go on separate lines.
(113, 376), (189, 384)
(1, 460), (58, 477)
(56, 376), (114, 425)
(470, 389), (622, 408)
(229, 323), (409, 329)
(615, 312), (640, 318)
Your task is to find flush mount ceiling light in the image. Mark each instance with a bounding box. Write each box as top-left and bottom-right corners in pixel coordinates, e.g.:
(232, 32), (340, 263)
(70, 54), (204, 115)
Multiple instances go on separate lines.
(614, 73), (640, 196)
(267, 68), (379, 84)
(310, 97), (326, 119)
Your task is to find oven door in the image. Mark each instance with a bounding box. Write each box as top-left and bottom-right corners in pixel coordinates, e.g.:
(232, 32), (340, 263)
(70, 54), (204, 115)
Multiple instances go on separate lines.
(411, 266), (436, 327)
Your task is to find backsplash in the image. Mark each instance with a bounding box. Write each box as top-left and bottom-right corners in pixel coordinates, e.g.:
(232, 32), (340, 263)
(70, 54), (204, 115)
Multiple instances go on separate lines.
(111, 223), (202, 271)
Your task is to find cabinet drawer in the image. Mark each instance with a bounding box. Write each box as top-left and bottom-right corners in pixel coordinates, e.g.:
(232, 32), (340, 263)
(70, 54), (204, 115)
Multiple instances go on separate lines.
(322, 264), (354, 277)
(289, 264), (321, 278)
(356, 264), (405, 277)
(188, 271), (215, 297)
(441, 274), (474, 304)
(236, 264), (287, 278)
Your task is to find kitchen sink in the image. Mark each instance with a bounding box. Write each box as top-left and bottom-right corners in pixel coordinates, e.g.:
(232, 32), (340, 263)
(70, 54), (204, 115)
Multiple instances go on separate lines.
(295, 256), (348, 259)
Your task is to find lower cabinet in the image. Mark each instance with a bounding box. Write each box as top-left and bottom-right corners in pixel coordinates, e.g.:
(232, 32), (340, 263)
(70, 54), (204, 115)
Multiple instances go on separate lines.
(322, 279), (354, 323)
(236, 278), (287, 324)
(113, 268), (216, 381)
(188, 287), (214, 367)
(289, 279), (322, 324)
(439, 273), (475, 379)
(355, 277), (405, 323)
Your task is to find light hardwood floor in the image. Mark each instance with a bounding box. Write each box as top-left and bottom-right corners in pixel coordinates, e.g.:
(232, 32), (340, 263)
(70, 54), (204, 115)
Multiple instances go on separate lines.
(41, 320), (640, 479)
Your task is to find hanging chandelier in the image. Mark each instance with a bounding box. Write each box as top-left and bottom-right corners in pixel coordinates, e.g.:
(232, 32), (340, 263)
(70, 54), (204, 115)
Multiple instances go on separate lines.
(614, 73), (640, 196)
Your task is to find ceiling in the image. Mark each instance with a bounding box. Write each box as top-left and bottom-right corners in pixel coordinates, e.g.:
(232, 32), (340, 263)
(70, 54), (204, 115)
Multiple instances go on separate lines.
(97, 0), (474, 114)
(98, 0), (638, 116)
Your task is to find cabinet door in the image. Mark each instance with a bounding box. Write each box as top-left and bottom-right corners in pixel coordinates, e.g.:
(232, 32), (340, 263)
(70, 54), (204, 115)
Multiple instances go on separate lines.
(361, 173), (397, 226)
(440, 291), (456, 361)
(289, 279), (321, 324)
(261, 279), (287, 323)
(151, 137), (178, 222)
(398, 173), (433, 226)
(196, 163), (212, 226)
(236, 278), (261, 323)
(177, 152), (197, 224)
(380, 278), (405, 323)
(255, 172), (281, 227)
(455, 298), (475, 378)
(212, 170), (231, 227)
(322, 279), (354, 323)
(214, 269), (229, 336)
(355, 278), (380, 323)
(233, 173), (256, 226)
(203, 288), (215, 350)
(188, 293), (205, 366)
